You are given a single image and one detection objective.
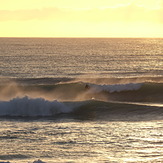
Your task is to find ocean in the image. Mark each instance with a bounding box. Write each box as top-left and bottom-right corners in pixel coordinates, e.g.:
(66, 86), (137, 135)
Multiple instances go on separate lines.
(0, 38), (163, 163)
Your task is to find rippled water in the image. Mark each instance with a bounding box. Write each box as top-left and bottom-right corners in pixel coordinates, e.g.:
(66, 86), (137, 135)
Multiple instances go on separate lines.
(0, 119), (163, 163)
(0, 38), (163, 78)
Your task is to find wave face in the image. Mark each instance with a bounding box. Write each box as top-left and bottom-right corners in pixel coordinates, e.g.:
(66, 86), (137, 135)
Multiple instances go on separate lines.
(0, 77), (162, 119)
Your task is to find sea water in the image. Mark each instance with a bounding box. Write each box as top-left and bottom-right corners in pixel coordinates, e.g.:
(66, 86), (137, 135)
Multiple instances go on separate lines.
(0, 38), (163, 163)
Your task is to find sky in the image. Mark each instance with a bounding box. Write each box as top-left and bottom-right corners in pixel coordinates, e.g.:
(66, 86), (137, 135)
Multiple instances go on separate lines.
(0, 0), (163, 37)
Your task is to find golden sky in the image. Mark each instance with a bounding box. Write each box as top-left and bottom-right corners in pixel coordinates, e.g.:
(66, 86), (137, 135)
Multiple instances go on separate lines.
(0, 0), (163, 37)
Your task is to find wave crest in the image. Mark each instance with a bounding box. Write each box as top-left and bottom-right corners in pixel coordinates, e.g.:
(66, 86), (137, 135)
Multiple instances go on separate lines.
(89, 83), (143, 93)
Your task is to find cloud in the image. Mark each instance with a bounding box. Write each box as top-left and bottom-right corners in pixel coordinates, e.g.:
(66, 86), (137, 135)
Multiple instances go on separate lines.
(0, 4), (162, 24)
(0, 8), (63, 21)
(74, 4), (163, 24)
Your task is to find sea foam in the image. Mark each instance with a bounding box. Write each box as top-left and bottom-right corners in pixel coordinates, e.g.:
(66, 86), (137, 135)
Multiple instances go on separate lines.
(90, 83), (143, 93)
(0, 160), (46, 163)
(0, 96), (71, 117)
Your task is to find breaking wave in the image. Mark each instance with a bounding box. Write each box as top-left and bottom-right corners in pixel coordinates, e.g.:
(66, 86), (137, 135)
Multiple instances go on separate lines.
(0, 96), (72, 117)
(0, 77), (163, 119)
(0, 96), (162, 120)
(0, 78), (163, 102)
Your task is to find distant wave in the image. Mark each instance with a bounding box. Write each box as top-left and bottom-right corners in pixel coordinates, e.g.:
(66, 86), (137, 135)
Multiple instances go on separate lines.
(0, 78), (163, 103)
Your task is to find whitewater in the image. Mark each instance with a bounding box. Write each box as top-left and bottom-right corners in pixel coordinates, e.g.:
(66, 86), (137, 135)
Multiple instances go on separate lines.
(0, 38), (163, 163)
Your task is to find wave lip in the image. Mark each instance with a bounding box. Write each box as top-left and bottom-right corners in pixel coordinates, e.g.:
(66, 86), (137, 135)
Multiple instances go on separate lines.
(0, 96), (72, 117)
